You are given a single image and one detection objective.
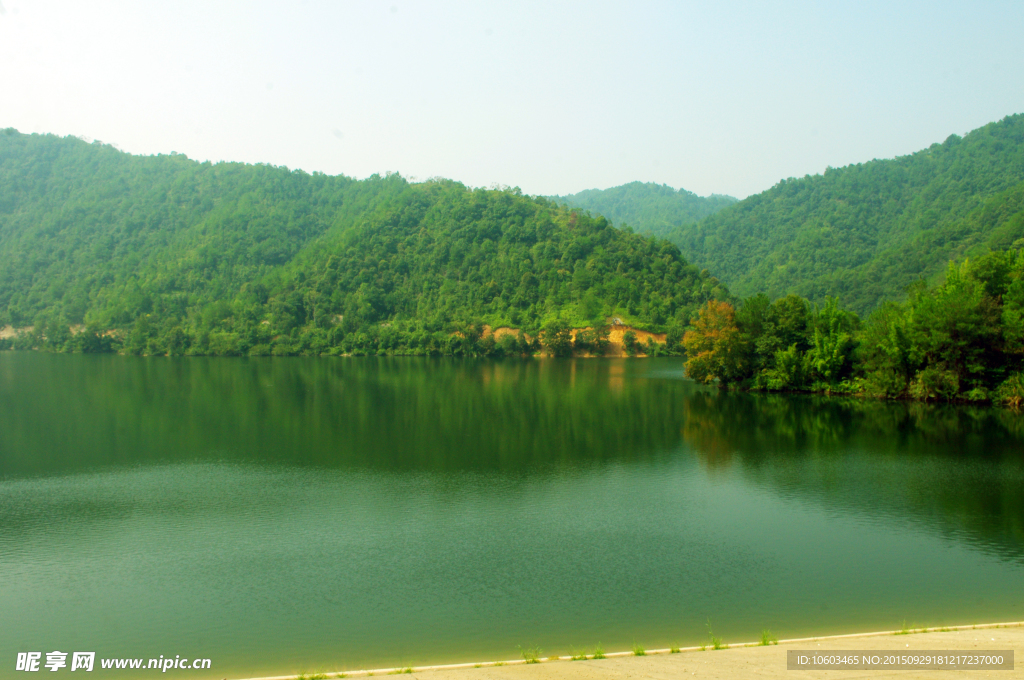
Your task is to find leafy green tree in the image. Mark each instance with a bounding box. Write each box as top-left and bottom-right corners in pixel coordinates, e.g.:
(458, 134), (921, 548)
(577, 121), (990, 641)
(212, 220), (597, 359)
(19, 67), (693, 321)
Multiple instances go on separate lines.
(857, 302), (917, 396)
(758, 295), (811, 356)
(542, 318), (574, 357)
(809, 297), (858, 385)
(622, 330), (640, 357)
(763, 344), (810, 390)
(572, 325), (610, 355)
(905, 260), (1002, 392)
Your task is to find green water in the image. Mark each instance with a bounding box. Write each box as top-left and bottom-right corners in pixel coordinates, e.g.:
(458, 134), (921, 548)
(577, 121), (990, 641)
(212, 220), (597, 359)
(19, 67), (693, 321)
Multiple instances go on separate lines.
(1, 353), (1023, 678)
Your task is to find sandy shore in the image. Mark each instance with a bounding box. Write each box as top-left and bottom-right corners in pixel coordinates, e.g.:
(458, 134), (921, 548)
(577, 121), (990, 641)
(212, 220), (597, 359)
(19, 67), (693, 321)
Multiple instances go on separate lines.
(242, 622), (1023, 680)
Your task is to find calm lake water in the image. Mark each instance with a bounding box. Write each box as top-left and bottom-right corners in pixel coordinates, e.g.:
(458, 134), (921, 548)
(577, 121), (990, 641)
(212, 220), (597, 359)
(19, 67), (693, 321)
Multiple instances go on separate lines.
(1, 353), (1023, 678)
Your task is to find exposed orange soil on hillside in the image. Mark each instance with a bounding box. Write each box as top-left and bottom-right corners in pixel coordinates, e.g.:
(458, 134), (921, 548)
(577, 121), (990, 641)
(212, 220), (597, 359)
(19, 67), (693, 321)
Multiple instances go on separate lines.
(481, 324), (665, 356)
(604, 324), (665, 357)
(481, 325), (530, 342)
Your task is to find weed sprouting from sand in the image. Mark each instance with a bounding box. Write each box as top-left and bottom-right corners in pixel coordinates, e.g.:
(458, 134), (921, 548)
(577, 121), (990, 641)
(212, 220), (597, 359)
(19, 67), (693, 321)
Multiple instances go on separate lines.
(570, 647), (588, 661)
(670, 644), (681, 654)
(895, 620), (912, 635)
(593, 643), (606, 660)
(493, 661), (505, 667)
(309, 674), (328, 680)
(387, 668), (412, 675)
(632, 642), (646, 656)
(334, 674), (347, 679)
(518, 646), (541, 664)
(706, 619), (725, 649)
(759, 629), (778, 646)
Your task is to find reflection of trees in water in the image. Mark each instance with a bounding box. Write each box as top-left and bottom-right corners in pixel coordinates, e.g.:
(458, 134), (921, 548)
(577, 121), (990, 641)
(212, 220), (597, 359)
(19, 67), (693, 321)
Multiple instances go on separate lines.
(682, 389), (1024, 461)
(682, 391), (857, 468)
(3, 354), (1022, 551)
(679, 389), (1024, 555)
(0, 356), (695, 476)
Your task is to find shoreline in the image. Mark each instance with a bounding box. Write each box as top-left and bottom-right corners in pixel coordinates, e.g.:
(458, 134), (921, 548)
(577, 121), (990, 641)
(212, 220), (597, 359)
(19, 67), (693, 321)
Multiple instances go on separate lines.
(2, 349), (1021, 409)
(235, 621), (1024, 679)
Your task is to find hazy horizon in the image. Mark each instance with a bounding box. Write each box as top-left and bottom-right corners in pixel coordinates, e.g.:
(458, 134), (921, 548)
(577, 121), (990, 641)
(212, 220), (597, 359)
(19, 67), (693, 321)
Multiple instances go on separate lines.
(2, 1), (1023, 199)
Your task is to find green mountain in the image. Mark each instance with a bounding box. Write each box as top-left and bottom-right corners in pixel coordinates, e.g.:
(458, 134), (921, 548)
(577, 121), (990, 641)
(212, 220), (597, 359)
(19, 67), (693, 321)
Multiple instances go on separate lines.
(552, 182), (737, 240)
(0, 129), (728, 356)
(675, 114), (1024, 314)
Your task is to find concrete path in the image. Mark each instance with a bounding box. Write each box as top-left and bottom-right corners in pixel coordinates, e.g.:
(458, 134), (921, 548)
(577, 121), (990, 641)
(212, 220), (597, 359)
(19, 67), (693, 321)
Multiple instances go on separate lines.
(306, 623), (1023, 680)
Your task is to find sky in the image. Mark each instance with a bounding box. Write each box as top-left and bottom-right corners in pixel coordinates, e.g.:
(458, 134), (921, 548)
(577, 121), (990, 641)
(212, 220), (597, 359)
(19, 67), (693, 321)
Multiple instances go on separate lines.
(1, 1), (1023, 199)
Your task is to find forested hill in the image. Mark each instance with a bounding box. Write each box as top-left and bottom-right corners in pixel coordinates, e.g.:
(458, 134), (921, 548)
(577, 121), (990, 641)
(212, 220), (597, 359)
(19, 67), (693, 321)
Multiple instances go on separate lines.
(552, 182), (737, 240)
(675, 114), (1024, 314)
(0, 129), (729, 356)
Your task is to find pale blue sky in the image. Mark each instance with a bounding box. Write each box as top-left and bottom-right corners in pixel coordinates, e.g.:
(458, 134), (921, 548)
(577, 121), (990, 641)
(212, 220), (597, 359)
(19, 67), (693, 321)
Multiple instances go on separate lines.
(1, 1), (1022, 198)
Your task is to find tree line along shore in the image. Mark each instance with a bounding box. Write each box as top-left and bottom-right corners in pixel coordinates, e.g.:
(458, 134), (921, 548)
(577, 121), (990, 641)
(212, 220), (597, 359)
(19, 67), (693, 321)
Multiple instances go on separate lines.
(2, 245), (1022, 409)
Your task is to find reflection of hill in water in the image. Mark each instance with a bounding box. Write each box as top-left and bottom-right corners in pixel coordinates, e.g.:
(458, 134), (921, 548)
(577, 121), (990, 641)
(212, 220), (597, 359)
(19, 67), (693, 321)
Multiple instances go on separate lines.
(0, 355), (693, 475)
(2, 354), (1022, 553)
(681, 390), (1024, 555)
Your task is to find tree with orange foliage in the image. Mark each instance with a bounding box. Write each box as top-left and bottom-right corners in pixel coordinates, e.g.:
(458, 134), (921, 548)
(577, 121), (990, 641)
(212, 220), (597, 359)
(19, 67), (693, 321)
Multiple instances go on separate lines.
(683, 300), (750, 384)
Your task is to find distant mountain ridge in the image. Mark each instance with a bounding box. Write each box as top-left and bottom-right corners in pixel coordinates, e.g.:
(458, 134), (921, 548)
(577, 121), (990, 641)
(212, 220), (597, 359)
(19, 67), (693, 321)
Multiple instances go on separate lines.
(557, 116), (1024, 315)
(551, 182), (737, 241)
(675, 114), (1024, 313)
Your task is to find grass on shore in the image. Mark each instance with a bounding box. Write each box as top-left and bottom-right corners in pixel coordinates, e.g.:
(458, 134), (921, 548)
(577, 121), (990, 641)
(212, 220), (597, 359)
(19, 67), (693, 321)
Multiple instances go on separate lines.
(518, 646), (541, 664)
(706, 619), (726, 649)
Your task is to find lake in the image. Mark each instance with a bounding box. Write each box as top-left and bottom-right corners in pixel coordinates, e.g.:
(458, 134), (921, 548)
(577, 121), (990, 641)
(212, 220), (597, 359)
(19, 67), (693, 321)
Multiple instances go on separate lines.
(1, 353), (1022, 678)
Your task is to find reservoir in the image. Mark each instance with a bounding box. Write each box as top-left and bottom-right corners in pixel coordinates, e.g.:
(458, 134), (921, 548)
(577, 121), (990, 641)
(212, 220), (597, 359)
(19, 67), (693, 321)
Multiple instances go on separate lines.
(1, 354), (1022, 678)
